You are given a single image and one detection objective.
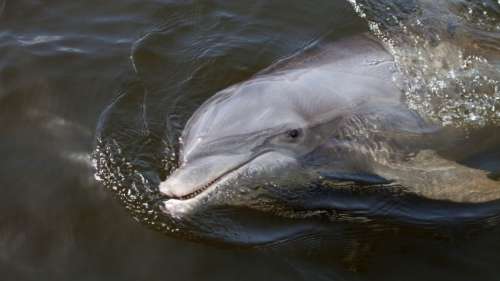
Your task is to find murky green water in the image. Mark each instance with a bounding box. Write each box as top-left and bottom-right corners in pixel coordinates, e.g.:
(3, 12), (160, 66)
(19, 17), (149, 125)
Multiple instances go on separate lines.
(1, 0), (499, 280)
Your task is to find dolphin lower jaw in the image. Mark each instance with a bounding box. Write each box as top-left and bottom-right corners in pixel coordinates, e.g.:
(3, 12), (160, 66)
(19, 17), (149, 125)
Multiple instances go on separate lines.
(165, 162), (245, 201)
(159, 152), (265, 200)
(159, 161), (245, 200)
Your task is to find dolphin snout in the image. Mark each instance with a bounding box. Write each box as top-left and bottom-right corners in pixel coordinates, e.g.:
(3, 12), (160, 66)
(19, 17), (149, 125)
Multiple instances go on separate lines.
(159, 154), (248, 199)
(159, 174), (185, 198)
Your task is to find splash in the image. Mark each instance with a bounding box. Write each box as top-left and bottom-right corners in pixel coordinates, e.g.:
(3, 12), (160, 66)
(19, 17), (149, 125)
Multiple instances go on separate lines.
(91, 82), (181, 235)
(348, 0), (500, 128)
(92, 138), (183, 234)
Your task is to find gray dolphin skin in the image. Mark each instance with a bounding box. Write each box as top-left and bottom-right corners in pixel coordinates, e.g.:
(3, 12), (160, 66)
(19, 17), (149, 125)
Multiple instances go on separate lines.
(158, 34), (500, 243)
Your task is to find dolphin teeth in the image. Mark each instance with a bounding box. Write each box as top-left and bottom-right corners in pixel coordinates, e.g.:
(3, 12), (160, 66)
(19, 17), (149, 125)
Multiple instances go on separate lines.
(174, 161), (247, 200)
(178, 178), (217, 200)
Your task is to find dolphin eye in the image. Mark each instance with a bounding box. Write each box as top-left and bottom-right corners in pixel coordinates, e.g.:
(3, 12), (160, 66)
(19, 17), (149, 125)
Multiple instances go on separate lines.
(286, 129), (302, 139)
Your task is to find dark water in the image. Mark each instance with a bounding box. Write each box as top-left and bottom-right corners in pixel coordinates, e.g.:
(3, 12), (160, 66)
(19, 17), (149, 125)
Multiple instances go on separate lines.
(1, 0), (499, 280)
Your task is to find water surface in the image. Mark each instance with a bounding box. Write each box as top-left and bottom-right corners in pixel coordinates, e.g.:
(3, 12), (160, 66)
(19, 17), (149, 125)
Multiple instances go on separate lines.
(1, 0), (499, 280)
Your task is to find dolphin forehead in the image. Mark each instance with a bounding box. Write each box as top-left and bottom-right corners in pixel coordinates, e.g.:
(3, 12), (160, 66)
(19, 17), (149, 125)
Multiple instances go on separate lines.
(180, 79), (308, 161)
(188, 80), (304, 137)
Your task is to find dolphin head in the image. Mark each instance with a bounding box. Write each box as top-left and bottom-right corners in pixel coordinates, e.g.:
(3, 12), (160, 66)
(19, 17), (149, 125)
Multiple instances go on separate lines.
(161, 80), (330, 196)
(158, 73), (351, 243)
(157, 38), (405, 244)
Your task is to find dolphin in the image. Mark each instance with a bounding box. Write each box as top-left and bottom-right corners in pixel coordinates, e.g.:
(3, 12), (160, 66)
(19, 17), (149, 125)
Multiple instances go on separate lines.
(157, 34), (500, 244)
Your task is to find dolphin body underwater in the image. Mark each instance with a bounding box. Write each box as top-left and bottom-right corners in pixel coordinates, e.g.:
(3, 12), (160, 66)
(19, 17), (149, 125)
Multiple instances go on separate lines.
(154, 34), (500, 244)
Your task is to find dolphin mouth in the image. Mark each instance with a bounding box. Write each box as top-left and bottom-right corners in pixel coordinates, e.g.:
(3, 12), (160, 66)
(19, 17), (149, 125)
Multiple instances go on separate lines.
(163, 153), (267, 201)
(175, 162), (245, 200)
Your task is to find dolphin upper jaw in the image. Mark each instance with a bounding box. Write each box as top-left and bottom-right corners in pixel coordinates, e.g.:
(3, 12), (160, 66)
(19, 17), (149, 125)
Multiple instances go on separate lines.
(159, 153), (249, 199)
(159, 164), (241, 200)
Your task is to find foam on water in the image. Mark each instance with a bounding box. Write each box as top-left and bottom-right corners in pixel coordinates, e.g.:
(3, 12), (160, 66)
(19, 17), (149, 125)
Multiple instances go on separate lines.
(349, 0), (500, 128)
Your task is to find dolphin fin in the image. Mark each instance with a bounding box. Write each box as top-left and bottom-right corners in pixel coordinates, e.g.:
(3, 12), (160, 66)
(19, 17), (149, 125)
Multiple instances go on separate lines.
(375, 150), (500, 203)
